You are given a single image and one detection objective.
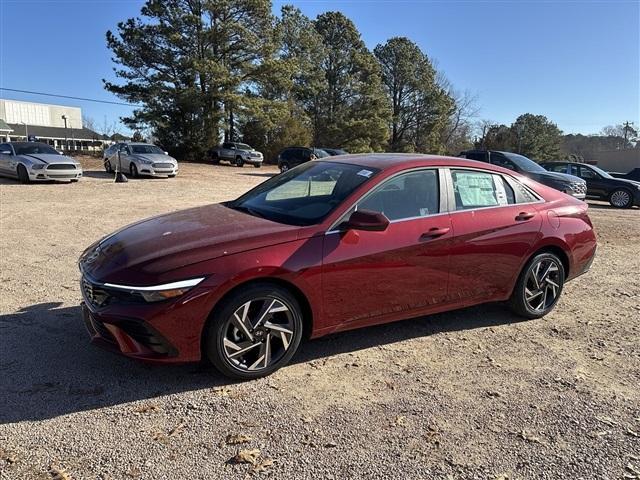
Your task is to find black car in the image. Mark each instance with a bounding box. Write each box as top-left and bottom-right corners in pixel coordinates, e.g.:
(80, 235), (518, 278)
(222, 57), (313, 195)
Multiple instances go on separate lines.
(541, 162), (640, 208)
(319, 148), (348, 156)
(459, 150), (587, 200)
(276, 147), (331, 172)
(610, 168), (640, 182)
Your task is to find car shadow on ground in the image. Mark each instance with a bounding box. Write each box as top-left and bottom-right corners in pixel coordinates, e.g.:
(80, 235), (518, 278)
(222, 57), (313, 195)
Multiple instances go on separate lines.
(82, 170), (112, 179)
(239, 172), (276, 178)
(586, 201), (638, 210)
(0, 301), (524, 424)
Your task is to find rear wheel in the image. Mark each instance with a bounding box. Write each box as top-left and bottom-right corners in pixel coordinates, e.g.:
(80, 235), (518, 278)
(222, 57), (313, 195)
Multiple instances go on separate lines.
(509, 252), (565, 319)
(205, 283), (304, 380)
(210, 152), (220, 164)
(17, 164), (30, 184)
(609, 188), (632, 208)
(130, 163), (139, 178)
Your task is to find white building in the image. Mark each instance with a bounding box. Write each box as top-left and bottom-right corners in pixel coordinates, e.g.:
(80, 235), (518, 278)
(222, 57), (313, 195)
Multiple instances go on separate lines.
(0, 98), (106, 151)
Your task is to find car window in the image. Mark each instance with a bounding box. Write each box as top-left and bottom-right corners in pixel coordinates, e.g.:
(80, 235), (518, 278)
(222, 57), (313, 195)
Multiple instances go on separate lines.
(547, 164), (568, 173)
(280, 149), (291, 161)
(222, 143), (233, 149)
(356, 169), (439, 221)
(451, 170), (515, 210)
(463, 152), (487, 162)
(490, 155), (518, 171)
(231, 161), (379, 226)
(579, 166), (600, 179)
(568, 164), (579, 176)
(0, 143), (11, 154)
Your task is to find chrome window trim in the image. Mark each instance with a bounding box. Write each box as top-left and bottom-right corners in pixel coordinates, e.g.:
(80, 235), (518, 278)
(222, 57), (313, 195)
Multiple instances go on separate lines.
(326, 167), (445, 233)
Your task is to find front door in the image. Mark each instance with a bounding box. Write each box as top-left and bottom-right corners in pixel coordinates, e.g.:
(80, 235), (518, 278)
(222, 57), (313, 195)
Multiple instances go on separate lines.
(0, 143), (14, 176)
(578, 165), (608, 198)
(446, 168), (543, 301)
(321, 169), (452, 327)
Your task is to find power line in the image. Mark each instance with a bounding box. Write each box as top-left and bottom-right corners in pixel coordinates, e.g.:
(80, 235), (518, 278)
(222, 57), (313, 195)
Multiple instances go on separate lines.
(0, 88), (142, 107)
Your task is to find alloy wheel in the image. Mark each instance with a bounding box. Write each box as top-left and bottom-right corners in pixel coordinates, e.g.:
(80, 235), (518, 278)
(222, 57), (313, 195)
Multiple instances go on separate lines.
(222, 297), (295, 372)
(524, 258), (562, 312)
(610, 189), (631, 208)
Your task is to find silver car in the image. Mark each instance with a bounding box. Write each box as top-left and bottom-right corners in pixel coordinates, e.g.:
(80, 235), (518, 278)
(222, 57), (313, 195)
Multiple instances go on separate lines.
(0, 142), (83, 183)
(105, 142), (178, 178)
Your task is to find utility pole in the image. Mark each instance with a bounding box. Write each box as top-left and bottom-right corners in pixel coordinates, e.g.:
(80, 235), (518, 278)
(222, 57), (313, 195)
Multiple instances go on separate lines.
(62, 115), (68, 151)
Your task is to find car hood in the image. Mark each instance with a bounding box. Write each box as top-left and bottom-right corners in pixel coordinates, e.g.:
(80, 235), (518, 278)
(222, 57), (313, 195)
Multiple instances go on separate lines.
(80, 203), (305, 284)
(20, 153), (78, 165)
(529, 170), (583, 184)
(611, 177), (640, 187)
(132, 153), (176, 163)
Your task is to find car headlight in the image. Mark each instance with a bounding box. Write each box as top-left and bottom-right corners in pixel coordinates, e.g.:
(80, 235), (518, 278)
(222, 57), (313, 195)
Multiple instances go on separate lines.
(139, 159), (153, 164)
(103, 277), (205, 303)
(31, 164), (45, 170)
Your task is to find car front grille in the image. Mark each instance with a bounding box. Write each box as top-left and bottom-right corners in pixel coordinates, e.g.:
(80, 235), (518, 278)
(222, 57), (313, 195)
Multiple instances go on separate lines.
(152, 163), (173, 168)
(571, 182), (587, 194)
(82, 277), (112, 308)
(47, 164), (76, 170)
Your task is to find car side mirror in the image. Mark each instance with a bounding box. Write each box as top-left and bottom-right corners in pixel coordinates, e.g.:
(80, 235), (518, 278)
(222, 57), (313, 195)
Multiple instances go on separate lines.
(164, 151), (169, 155)
(344, 210), (389, 232)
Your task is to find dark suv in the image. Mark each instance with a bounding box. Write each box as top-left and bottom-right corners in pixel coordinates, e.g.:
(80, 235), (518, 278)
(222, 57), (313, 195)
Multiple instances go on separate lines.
(459, 150), (586, 200)
(276, 147), (330, 172)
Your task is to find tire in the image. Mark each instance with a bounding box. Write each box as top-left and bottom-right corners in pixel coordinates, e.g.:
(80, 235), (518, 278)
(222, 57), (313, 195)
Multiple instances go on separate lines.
(508, 252), (565, 319)
(254, 163), (261, 168)
(211, 153), (220, 164)
(279, 162), (290, 173)
(17, 164), (30, 184)
(104, 160), (113, 173)
(235, 156), (244, 167)
(609, 188), (633, 209)
(205, 283), (304, 380)
(130, 163), (139, 178)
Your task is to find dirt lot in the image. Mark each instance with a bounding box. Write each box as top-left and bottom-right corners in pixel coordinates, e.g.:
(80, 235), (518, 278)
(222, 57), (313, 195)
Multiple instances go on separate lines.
(1, 157), (639, 480)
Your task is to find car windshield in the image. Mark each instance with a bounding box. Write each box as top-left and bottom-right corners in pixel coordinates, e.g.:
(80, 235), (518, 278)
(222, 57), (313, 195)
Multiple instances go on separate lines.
(229, 161), (379, 226)
(501, 152), (547, 173)
(13, 143), (59, 155)
(236, 143), (252, 150)
(130, 144), (164, 154)
(588, 164), (613, 179)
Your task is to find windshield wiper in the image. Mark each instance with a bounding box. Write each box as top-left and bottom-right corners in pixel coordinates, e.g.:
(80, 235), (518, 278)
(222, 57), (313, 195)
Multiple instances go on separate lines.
(231, 204), (265, 219)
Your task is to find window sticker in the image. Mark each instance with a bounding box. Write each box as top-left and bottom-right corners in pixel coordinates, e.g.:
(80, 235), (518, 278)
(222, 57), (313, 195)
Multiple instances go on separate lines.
(357, 169), (373, 178)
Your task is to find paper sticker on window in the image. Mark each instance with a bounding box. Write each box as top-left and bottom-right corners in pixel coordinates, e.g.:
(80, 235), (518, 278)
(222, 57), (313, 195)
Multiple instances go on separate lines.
(357, 169), (373, 178)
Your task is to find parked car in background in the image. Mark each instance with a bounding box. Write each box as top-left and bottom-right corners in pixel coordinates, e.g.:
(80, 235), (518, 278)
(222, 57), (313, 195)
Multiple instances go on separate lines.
(277, 147), (331, 172)
(320, 148), (349, 156)
(103, 144), (118, 162)
(610, 167), (640, 182)
(0, 141), (82, 183)
(105, 143), (178, 178)
(208, 142), (263, 167)
(79, 154), (597, 380)
(541, 161), (640, 208)
(459, 150), (587, 200)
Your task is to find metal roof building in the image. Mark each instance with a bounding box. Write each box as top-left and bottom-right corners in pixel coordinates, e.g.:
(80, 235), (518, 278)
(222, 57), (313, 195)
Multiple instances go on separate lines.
(0, 98), (106, 151)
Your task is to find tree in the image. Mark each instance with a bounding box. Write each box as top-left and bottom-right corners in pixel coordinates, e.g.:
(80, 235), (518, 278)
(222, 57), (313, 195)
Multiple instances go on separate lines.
(312, 12), (390, 151)
(600, 123), (637, 149)
(374, 37), (453, 152)
(510, 114), (562, 161)
(104, 0), (275, 160)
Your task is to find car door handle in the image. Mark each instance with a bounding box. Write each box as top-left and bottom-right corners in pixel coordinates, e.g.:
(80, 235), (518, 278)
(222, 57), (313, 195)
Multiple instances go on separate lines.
(420, 227), (450, 240)
(515, 212), (535, 221)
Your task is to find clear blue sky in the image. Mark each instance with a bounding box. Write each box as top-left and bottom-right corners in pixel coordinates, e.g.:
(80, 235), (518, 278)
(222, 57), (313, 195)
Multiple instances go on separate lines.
(1, 0), (638, 135)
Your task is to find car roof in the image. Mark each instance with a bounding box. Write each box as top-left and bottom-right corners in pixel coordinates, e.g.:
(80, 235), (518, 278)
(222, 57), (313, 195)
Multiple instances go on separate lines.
(322, 153), (513, 171)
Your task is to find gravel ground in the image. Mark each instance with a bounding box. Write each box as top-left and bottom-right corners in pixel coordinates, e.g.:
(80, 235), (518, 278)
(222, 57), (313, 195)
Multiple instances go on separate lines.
(1, 158), (639, 480)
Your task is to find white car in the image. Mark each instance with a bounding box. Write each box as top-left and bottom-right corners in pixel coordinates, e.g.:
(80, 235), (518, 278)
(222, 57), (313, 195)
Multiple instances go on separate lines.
(0, 142), (82, 183)
(105, 143), (178, 178)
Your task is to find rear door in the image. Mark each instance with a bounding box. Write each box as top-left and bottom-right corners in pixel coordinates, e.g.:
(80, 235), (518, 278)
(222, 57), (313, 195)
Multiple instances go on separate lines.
(321, 168), (453, 327)
(446, 168), (543, 302)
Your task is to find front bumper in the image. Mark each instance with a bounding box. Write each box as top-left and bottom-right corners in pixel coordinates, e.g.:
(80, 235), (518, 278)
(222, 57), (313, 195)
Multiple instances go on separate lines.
(30, 169), (83, 182)
(243, 156), (263, 165)
(80, 275), (213, 363)
(138, 165), (178, 177)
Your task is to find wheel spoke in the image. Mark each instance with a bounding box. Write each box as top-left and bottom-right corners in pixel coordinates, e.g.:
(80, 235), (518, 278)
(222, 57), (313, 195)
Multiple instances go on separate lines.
(227, 341), (260, 359)
(264, 333), (272, 368)
(525, 287), (543, 302)
(254, 299), (276, 328)
(231, 302), (254, 341)
(248, 342), (267, 370)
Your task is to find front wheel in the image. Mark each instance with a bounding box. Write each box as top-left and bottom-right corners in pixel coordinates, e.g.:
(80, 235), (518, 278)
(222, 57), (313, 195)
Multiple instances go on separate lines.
(104, 160), (113, 173)
(235, 156), (244, 167)
(205, 283), (304, 380)
(509, 252), (565, 319)
(130, 163), (139, 178)
(609, 188), (633, 208)
(254, 163), (261, 168)
(279, 162), (290, 173)
(17, 164), (30, 184)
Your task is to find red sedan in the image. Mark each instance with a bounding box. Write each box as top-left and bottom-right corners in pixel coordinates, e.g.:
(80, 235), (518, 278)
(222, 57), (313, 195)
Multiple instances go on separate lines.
(79, 155), (597, 379)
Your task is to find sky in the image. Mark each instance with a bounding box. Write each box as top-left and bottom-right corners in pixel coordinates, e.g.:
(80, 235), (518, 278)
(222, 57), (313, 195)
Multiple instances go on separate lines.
(0, 0), (638, 136)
